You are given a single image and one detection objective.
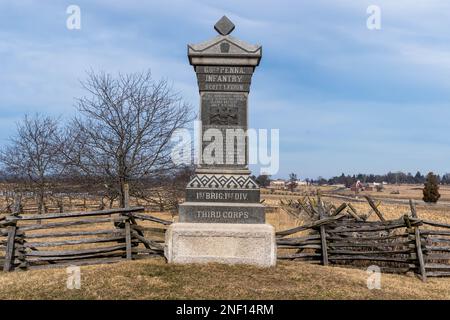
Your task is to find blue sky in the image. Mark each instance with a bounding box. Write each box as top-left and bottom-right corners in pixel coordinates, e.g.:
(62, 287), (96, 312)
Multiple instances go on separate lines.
(0, 0), (449, 179)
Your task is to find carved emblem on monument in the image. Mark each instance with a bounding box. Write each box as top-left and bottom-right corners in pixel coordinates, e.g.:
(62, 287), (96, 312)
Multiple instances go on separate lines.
(209, 106), (238, 125)
(220, 42), (230, 53)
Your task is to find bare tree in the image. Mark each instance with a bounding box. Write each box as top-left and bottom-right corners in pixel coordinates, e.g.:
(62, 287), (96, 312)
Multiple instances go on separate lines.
(0, 114), (64, 215)
(64, 70), (193, 207)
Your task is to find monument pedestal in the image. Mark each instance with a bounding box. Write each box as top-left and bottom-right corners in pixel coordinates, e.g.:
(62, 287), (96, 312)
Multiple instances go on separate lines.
(165, 223), (276, 267)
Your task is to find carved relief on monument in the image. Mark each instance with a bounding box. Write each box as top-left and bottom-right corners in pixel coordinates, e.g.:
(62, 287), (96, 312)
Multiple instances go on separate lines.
(201, 92), (247, 127)
(209, 106), (238, 125)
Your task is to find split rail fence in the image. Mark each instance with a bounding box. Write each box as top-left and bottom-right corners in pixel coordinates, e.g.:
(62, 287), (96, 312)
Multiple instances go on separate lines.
(0, 204), (171, 271)
(2, 192), (450, 283)
(277, 196), (450, 281)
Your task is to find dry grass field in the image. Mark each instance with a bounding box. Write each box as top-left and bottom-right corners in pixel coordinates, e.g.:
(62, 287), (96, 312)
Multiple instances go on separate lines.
(263, 184), (450, 226)
(0, 258), (449, 300)
(1, 186), (450, 300)
(353, 184), (450, 202)
(263, 184), (450, 202)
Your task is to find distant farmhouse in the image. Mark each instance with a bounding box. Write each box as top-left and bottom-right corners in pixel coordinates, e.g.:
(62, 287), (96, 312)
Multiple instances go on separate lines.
(269, 179), (286, 190)
(350, 181), (388, 192)
(269, 179), (307, 191)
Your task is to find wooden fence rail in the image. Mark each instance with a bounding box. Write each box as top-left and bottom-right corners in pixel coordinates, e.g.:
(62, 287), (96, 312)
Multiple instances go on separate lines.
(2, 193), (450, 282)
(277, 196), (450, 282)
(0, 205), (172, 271)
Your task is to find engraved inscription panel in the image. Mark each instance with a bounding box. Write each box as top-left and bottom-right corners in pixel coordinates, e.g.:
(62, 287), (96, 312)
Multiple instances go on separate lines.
(196, 66), (254, 75)
(179, 204), (265, 224)
(201, 92), (247, 167)
(201, 92), (246, 126)
(186, 189), (260, 203)
(196, 66), (254, 92)
(198, 83), (251, 92)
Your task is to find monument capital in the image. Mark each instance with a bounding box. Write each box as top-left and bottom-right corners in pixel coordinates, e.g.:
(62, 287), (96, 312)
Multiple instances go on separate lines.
(214, 16), (235, 36)
(188, 17), (262, 67)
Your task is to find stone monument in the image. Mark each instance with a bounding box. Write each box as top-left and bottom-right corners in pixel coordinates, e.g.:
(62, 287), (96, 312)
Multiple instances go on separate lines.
(165, 16), (276, 267)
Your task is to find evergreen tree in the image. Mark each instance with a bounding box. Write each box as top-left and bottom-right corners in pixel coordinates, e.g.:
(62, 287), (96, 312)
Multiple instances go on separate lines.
(414, 171), (424, 184)
(255, 174), (271, 188)
(423, 172), (441, 203)
(317, 176), (327, 185)
(288, 173), (298, 192)
(442, 173), (450, 185)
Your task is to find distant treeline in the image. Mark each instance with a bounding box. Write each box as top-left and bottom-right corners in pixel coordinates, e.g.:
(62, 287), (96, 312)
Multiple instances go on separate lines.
(254, 171), (450, 188)
(316, 171), (450, 187)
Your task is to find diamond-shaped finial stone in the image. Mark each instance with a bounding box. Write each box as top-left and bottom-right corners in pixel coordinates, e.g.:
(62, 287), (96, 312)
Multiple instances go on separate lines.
(214, 16), (235, 35)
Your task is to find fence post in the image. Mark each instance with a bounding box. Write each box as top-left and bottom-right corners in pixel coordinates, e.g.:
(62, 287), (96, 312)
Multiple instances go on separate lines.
(3, 224), (17, 272)
(3, 196), (21, 272)
(364, 196), (385, 221)
(123, 183), (132, 260)
(414, 228), (427, 282)
(13, 193), (22, 215)
(318, 200), (329, 266)
(409, 200), (427, 282)
(125, 221), (132, 260)
(123, 183), (130, 209)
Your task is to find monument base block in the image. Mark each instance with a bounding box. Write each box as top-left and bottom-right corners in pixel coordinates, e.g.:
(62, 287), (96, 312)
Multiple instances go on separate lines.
(165, 223), (276, 267)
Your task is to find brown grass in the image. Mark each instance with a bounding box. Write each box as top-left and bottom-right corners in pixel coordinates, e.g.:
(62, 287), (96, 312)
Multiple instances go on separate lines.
(0, 258), (449, 300)
(263, 192), (450, 227)
(262, 184), (450, 203)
